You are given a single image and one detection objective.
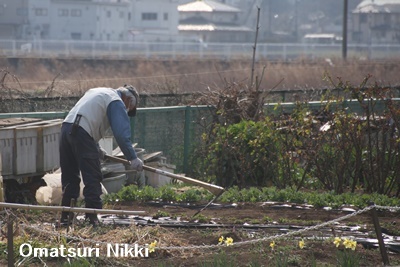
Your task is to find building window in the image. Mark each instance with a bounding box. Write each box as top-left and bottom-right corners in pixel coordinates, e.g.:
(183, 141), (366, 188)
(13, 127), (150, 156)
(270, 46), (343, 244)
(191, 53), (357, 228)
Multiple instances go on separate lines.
(35, 8), (48, 16)
(71, 33), (81, 40)
(142, 13), (157, 21)
(58, 9), (69, 17)
(71, 9), (82, 17)
(107, 10), (111, 18)
(17, 8), (28, 16)
(163, 13), (168, 21)
(128, 12), (131, 20)
(360, 14), (367, 23)
(119, 11), (124, 18)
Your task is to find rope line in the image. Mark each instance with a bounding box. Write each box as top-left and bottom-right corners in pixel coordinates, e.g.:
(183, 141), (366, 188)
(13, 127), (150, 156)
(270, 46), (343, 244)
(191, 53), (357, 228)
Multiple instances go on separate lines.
(18, 205), (400, 251)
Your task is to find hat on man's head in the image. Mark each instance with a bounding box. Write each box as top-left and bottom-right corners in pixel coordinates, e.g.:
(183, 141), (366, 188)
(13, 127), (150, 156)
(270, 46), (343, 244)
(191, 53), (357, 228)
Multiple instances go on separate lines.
(123, 84), (139, 117)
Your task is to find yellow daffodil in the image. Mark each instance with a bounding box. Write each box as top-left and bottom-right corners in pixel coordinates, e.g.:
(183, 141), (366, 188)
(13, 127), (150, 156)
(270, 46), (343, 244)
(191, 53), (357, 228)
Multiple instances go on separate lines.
(350, 240), (357, 251)
(218, 236), (224, 244)
(333, 237), (341, 247)
(225, 237), (234, 246)
(298, 239), (305, 249)
(343, 238), (357, 250)
(343, 238), (352, 249)
(270, 241), (275, 250)
(148, 240), (157, 253)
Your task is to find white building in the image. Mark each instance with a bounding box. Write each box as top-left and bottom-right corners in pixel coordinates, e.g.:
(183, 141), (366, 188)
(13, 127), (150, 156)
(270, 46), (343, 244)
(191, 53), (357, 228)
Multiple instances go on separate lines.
(49, 0), (131, 41)
(351, 0), (400, 44)
(129, 0), (179, 42)
(0, 0), (180, 41)
(178, 0), (253, 42)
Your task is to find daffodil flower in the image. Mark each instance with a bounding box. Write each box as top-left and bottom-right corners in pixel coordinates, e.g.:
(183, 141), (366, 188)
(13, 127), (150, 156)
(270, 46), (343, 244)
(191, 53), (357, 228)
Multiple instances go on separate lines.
(333, 237), (341, 247)
(350, 240), (357, 251)
(225, 237), (233, 246)
(343, 238), (357, 250)
(270, 241), (275, 250)
(148, 240), (157, 253)
(343, 238), (352, 249)
(299, 239), (305, 249)
(218, 236), (224, 244)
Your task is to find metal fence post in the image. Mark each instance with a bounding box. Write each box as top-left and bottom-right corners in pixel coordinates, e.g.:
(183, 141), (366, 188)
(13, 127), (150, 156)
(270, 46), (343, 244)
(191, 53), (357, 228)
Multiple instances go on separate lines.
(183, 106), (191, 174)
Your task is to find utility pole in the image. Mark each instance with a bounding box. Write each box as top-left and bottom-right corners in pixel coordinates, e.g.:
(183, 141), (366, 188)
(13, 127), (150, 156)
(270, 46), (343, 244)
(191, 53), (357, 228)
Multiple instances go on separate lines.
(342, 0), (348, 60)
(294, 0), (299, 42)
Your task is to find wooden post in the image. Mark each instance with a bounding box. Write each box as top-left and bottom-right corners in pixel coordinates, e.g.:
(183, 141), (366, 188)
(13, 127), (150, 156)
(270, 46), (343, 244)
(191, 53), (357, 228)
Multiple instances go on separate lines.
(7, 214), (14, 267)
(342, 0), (348, 60)
(370, 204), (390, 265)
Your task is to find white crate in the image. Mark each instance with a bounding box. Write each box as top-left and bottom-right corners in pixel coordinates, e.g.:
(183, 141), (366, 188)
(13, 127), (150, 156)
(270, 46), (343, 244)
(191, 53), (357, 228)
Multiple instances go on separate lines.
(15, 126), (38, 175)
(145, 161), (176, 188)
(40, 121), (62, 172)
(0, 128), (14, 176)
(0, 119), (62, 177)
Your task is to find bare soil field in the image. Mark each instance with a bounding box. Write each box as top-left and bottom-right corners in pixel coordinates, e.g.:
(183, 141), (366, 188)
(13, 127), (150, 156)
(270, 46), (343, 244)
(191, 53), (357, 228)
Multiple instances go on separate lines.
(1, 57), (400, 97)
(2, 201), (399, 266)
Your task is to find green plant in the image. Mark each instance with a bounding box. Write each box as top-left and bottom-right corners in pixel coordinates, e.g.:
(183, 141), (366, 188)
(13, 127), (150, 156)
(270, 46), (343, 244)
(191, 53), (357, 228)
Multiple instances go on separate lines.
(198, 251), (236, 267)
(273, 251), (289, 267)
(192, 214), (210, 223)
(153, 210), (170, 219)
(137, 186), (160, 202)
(159, 186), (176, 202)
(336, 250), (360, 267)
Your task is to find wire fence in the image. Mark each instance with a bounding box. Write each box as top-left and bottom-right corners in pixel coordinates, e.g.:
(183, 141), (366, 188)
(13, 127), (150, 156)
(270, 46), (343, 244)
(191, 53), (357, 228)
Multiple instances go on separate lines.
(1, 98), (399, 175)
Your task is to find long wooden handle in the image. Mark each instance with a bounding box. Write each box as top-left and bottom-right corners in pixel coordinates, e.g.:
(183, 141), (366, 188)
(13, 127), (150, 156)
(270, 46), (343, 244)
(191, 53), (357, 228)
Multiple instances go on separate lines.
(104, 154), (225, 196)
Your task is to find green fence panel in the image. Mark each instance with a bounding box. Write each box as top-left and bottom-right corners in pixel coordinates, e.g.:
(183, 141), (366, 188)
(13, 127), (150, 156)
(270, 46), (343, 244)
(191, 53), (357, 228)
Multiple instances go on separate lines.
(1, 99), (397, 175)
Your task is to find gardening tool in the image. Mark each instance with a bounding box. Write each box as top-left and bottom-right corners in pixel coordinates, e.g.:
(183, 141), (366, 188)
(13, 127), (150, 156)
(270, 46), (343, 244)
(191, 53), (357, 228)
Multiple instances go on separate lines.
(104, 154), (225, 196)
(192, 190), (224, 217)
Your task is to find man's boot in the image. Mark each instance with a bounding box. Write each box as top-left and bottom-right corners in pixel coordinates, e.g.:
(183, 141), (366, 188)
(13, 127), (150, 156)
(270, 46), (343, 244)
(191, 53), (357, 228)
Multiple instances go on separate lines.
(85, 213), (100, 227)
(58, 211), (74, 228)
(59, 197), (76, 227)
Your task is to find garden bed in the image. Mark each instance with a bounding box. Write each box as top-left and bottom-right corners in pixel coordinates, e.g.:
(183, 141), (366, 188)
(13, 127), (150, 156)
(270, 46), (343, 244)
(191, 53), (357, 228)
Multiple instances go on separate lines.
(1, 200), (399, 266)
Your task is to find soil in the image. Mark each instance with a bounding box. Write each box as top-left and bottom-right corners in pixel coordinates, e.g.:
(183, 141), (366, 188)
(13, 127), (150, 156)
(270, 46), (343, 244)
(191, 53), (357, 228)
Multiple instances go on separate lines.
(1, 201), (399, 267)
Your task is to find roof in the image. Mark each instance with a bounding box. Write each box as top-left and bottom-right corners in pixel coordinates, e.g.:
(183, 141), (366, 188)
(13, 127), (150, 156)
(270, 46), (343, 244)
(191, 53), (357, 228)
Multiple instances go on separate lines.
(178, 23), (252, 32)
(303, 33), (336, 39)
(178, 0), (241, 13)
(353, 0), (400, 13)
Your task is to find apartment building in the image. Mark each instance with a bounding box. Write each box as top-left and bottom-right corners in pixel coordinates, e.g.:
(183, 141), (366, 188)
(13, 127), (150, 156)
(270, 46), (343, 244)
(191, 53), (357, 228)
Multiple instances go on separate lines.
(129, 0), (179, 42)
(0, 0), (29, 39)
(351, 0), (400, 44)
(0, 0), (179, 41)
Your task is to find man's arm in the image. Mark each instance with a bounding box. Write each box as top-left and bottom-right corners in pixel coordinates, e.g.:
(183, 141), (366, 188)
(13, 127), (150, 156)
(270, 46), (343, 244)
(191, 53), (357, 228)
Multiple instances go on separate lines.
(107, 100), (137, 161)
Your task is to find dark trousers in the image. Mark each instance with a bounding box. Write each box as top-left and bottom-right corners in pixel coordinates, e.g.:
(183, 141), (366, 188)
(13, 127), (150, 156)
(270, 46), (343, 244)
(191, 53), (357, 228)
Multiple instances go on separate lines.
(59, 123), (103, 212)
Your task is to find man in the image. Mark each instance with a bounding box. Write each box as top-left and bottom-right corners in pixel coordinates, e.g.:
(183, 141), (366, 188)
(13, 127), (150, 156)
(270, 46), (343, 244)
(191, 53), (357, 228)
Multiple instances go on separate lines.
(59, 84), (143, 226)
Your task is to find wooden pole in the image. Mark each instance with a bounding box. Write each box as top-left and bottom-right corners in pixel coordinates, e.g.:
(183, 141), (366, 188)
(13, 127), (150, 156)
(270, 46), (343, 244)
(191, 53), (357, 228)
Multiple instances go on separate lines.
(370, 204), (390, 265)
(104, 154), (225, 196)
(250, 7), (261, 89)
(7, 214), (14, 267)
(0, 202), (145, 215)
(342, 0), (348, 60)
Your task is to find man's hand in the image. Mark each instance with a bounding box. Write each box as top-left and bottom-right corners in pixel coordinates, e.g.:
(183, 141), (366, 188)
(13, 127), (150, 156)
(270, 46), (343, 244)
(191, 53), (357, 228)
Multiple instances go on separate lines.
(98, 146), (107, 160)
(130, 158), (143, 172)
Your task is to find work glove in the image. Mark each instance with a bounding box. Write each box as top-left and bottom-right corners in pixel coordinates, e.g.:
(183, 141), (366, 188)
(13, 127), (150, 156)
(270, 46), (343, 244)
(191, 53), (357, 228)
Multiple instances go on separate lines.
(130, 158), (143, 172)
(98, 146), (107, 160)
